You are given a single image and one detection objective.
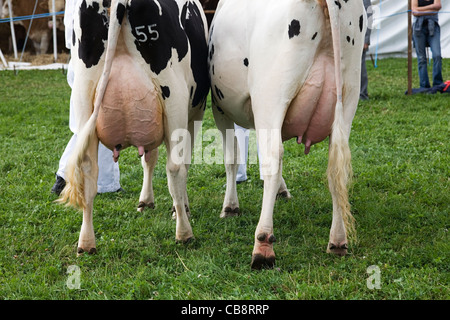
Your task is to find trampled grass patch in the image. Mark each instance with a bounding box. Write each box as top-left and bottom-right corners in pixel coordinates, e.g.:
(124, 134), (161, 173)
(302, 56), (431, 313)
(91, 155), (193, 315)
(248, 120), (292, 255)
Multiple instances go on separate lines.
(0, 58), (448, 300)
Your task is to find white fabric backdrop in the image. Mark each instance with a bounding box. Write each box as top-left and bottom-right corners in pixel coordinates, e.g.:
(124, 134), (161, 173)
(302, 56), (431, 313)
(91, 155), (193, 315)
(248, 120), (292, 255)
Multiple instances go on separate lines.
(367, 0), (450, 58)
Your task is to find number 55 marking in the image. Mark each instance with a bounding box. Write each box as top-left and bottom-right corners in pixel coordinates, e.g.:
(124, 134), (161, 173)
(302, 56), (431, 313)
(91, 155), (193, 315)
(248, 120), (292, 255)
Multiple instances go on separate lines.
(135, 24), (159, 42)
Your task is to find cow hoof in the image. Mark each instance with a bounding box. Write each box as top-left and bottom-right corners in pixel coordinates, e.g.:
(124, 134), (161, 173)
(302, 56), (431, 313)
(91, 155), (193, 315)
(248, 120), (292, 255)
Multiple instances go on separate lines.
(176, 236), (194, 245)
(77, 247), (97, 256)
(327, 242), (348, 257)
(220, 207), (240, 218)
(251, 254), (275, 270)
(276, 190), (292, 200)
(137, 201), (155, 212)
(251, 233), (276, 270)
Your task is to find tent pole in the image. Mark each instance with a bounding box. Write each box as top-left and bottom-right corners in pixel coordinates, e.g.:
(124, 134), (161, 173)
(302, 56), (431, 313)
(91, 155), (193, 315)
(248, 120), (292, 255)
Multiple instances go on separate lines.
(7, 0), (18, 59)
(52, 0), (58, 62)
(407, 0), (413, 95)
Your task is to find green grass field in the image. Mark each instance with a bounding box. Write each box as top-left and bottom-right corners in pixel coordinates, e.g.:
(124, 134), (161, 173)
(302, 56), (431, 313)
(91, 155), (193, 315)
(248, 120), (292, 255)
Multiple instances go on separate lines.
(0, 58), (448, 300)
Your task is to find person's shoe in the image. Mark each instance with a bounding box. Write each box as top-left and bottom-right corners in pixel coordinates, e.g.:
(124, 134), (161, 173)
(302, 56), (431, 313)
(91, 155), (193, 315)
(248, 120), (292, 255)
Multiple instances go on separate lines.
(51, 175), (66, 196)
(97, 187), (125, 195)
(359, 94), (369, 101)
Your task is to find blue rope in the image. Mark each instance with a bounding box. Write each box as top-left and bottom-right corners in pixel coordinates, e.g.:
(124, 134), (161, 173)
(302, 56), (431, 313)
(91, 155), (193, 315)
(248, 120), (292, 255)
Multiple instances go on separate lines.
(2, 9), (449, 25)
(0, 11), (65, 24)
(2, 5), (449, 67)
(373, 10), (450, 22)
(374, 9), (408, 21)
(372, 8), (450, 68)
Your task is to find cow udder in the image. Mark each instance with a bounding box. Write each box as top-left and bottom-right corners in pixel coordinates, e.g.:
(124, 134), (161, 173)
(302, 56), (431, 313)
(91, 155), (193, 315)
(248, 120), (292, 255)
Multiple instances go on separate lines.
(281, 53), (336, 154)
(96, 53), (164, 157)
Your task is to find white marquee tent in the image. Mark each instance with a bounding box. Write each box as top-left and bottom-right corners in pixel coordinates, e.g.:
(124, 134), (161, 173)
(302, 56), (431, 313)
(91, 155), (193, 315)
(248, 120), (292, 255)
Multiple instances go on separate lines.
(367, 0), (450, 59)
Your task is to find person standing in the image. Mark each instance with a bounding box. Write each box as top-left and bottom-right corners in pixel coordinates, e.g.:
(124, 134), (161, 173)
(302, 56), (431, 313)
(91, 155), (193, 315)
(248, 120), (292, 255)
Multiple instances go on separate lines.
(411, 0), (443, 89)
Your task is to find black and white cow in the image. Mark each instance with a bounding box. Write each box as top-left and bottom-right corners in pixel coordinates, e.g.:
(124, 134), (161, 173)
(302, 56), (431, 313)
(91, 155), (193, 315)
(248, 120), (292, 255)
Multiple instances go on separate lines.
(209, 0), (367, 269)
(58, 0), (209, 254)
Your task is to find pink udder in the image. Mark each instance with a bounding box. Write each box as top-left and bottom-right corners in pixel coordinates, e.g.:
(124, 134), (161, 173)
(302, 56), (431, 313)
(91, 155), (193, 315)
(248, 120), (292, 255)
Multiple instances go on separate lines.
(282, 54), (336, 153)
(96, 53), (164, 160)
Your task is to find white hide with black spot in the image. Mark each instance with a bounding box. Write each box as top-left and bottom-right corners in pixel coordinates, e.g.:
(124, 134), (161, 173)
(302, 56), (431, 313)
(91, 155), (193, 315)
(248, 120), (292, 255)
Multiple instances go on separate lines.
(209, 0), (367, 269)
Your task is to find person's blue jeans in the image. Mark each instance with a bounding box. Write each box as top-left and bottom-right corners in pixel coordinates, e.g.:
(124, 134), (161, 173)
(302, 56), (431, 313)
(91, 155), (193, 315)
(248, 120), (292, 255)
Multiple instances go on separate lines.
(413, 20), (443, 88)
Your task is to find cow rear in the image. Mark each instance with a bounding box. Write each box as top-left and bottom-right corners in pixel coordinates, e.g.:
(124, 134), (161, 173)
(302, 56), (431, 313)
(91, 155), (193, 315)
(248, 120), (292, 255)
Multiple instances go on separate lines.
(58, 0), (209, 254)
(209, 0), (366, 269)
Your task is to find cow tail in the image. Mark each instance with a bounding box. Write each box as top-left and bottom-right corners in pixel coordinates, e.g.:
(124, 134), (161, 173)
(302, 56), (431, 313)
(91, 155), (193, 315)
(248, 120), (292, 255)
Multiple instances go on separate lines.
(325, 0), (356, 242)
(58, 0), (127, 210)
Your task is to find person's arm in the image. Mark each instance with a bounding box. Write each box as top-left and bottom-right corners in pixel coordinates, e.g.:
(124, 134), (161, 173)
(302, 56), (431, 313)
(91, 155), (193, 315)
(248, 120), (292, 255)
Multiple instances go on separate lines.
(412, 0), (441, 16)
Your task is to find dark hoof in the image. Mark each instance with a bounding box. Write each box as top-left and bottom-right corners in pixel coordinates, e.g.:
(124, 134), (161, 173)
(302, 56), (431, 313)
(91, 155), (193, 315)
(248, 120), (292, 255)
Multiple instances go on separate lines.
(251, 254), (275, 270)
(176, 237), (194, 245)
(77, 247), (97, 255)
(220, 207), (240, 218)
(252, 233), (276, 270)
(276, 191), (289, 200)
(327, 242), (348, 257)
(137, 201), (155, 212)
(256, 233), (277, 243)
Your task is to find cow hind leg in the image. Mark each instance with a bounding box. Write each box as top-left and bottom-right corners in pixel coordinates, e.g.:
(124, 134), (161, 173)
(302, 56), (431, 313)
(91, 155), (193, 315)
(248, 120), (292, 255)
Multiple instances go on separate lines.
(323, 0), (362, 256)
(165, 120), (194, 243)
(251, 156), (283, 270)
(326, 102), (355, 256)
(212, 106), (240, 218)
(167, 159), (193, 243)
(76, 135), (99, 255)
(138, 148), (158, 212)
(251, 122), (285, 270)
(171, 116), (201, 220)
